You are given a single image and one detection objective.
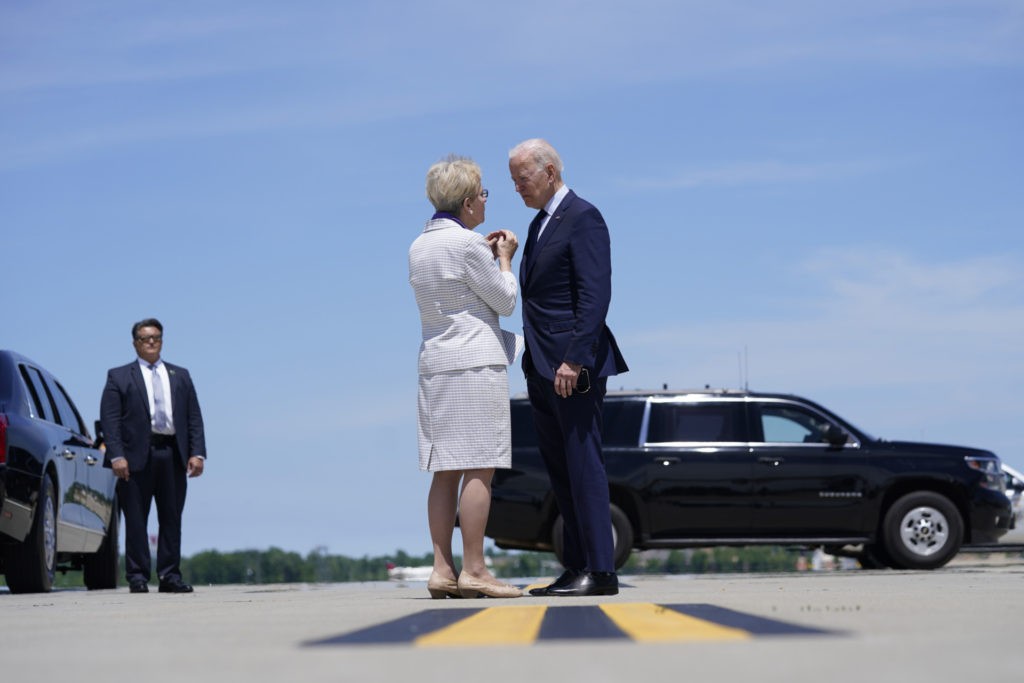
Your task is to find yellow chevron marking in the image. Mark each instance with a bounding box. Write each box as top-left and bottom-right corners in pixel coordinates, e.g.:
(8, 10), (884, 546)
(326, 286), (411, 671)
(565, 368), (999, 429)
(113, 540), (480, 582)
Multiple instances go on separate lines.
(415, 606), (548, 647)
(600, 603), (751, 642)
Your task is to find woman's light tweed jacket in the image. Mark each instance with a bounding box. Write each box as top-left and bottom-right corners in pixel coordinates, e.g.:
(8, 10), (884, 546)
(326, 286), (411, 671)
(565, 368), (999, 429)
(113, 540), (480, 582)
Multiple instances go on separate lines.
(409, 216), (520, 471)
(410, 216), (519, 374)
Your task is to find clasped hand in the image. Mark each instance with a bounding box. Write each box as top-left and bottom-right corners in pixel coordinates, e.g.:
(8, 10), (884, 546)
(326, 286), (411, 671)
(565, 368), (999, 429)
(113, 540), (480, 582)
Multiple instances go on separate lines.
(485, 229), (519, 260)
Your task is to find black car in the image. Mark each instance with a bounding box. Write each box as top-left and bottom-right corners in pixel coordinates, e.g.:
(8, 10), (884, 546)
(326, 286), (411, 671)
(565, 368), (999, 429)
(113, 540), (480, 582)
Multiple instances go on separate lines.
(487, 389), (1012, 570)
(1, 350), (119, 593)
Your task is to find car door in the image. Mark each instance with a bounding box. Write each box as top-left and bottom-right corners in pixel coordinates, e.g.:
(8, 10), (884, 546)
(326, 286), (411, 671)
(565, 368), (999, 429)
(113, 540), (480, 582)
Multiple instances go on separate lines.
(637, 398), (755, 539)
(51, 379), (115, 553)
(747, 399), (870, 536)
(18, 364), (87, 551)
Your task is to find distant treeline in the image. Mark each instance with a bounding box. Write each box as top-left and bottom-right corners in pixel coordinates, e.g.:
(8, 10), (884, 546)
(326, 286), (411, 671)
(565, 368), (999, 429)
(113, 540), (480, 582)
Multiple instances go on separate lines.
(36, 545), (813, 588)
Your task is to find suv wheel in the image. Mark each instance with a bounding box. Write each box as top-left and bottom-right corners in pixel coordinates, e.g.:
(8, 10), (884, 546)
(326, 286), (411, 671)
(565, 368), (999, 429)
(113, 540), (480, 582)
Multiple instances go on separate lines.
(4, 475), (57, 593)
(551, 504), (634, 570)
(882, 492), (963, 570)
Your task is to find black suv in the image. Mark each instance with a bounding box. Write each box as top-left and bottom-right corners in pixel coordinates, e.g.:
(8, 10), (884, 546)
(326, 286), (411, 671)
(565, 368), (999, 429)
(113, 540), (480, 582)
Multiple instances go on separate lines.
(1, 350), (119, 592)
(486, 389), (1012, 570)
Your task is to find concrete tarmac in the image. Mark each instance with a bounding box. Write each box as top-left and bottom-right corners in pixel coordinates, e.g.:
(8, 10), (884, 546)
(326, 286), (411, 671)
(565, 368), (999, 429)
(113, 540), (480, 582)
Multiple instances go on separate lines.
(3, 553), (1022, 683)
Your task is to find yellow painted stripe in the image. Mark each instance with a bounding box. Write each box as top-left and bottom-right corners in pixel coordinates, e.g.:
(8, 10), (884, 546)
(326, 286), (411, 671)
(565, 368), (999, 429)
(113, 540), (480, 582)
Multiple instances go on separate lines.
(415, 606), (548, 647)
(600, 603), (750, 642)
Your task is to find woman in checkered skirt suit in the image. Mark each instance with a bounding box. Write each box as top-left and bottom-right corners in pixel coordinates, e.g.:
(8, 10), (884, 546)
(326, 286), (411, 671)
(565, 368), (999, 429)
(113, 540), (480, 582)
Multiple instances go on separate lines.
(408, 155), (523, 599)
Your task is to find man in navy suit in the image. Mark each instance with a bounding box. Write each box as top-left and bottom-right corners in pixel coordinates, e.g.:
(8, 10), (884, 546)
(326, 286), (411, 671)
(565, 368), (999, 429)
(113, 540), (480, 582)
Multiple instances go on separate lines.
(510, 139), (628, 596)
(100, 318), (206, 593)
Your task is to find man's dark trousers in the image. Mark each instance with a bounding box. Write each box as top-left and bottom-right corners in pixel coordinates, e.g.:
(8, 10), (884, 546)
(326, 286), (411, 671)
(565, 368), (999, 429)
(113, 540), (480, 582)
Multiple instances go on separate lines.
(119, 436), (187, 584)
(527, 371), (614, 573)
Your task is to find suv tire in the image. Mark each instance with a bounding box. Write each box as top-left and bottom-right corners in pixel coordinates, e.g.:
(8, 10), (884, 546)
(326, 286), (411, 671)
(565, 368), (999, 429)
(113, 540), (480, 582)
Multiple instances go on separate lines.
(882, 491), (963, 570)
(551, 503), (634, 571)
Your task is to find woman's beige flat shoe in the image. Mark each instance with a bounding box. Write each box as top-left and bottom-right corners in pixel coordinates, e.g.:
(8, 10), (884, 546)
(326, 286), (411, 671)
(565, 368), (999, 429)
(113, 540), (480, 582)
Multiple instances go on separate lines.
(457, 574), (523, 599)
(427, 573), (462, 599)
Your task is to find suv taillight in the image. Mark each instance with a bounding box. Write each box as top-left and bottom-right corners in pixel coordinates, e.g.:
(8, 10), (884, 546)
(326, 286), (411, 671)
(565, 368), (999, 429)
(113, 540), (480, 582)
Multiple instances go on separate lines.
(0, 414), (8, 465)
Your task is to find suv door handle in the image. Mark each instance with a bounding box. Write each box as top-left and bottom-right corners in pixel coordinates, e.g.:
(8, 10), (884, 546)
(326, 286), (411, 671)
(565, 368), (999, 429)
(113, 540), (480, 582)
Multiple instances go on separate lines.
(758, 456), (784, 467)
(655, 456), (680, 466)
(85, 454), (99, 466)
(61, 449), (75, 460)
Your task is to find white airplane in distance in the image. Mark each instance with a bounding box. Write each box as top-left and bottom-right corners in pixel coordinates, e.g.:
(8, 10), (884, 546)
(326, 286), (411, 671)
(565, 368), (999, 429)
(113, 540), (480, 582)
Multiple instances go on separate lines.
(386, 563), (433, 581)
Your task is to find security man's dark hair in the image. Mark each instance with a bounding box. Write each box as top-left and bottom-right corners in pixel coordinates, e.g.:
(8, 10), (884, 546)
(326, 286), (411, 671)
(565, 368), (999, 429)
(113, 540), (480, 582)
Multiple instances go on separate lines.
(132, 318), (164, 339)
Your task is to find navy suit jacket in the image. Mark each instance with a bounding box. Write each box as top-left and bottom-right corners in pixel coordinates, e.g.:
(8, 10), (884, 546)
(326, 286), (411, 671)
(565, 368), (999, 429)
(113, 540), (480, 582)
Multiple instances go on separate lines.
(100, 360), (206, 471)
(519, 190), (628, 381)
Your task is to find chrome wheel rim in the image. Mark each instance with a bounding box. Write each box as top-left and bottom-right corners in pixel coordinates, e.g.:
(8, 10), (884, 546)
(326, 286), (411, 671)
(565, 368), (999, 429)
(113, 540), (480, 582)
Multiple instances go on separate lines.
(898, 505), (949, 557)
(43, 495), (56, 572)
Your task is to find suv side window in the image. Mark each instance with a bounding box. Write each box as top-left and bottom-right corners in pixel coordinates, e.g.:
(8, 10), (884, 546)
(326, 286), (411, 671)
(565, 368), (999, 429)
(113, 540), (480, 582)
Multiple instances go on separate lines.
(603, 399), (645, 447)
(757, 403), (836, 444)
(646, 401), (746, 443)
(513, 398), (647, 448)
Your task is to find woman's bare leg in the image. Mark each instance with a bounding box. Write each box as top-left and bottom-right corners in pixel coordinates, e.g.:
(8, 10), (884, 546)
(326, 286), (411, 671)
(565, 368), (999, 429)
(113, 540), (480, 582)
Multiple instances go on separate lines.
(458, 468), (497, 579)
(428, 470), (462, 579)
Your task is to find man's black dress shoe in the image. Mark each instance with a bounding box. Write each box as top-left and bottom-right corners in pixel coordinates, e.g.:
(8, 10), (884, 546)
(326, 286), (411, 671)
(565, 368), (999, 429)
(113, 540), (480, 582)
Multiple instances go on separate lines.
(529, 569), (580, 596)
(129, 581), (149, 594)
(547, 571), (618, 597)
(158, 580), (194, 593)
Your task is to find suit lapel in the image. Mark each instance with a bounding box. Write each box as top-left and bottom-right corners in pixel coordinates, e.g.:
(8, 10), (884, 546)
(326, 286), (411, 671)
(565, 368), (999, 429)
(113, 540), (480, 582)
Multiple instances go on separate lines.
(523, 191), (574, 282)
(167, 364), (185, 432)
(128, 362), (151, 420)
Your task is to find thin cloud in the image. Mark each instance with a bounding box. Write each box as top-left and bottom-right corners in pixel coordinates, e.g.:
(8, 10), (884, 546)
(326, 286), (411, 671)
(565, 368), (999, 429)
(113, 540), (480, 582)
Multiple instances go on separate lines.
(803, 248), (1022, 309)
(623, 160), (878, 190)
(624, 248), (1024, 391)
(3, 1), (1021, 170)
(0, 4), (314, 93)
(4, 1), (1021, 95)
(0, 89), (456, 171)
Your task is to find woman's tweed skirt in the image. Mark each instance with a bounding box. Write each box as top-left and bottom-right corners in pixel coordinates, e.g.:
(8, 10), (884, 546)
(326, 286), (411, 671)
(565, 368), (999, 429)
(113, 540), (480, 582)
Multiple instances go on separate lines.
(418, 365), (511, 472)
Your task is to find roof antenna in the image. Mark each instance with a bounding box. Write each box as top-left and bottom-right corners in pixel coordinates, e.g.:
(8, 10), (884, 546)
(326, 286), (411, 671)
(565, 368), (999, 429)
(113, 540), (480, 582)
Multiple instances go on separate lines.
(662, 383), (667, 390)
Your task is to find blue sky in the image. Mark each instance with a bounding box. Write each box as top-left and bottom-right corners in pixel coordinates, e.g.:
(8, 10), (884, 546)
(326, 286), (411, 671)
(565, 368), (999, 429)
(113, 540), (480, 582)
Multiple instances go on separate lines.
(3, 1), (1022, 558)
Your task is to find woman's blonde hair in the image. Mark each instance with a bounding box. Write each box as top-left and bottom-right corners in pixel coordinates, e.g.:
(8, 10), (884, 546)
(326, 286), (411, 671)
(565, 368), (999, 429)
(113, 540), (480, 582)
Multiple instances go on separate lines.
(426, 154), (482, 215)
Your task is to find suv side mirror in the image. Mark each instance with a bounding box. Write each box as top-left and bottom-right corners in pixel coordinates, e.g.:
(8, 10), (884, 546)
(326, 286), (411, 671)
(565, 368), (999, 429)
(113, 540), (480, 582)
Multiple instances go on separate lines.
(825, 425), (849, 447)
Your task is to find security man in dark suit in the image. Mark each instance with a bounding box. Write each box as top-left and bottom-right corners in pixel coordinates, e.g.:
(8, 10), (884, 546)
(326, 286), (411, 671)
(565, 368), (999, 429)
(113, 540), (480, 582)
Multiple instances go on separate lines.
(510, 139), (628, 596)
(100, 318), (206, 593)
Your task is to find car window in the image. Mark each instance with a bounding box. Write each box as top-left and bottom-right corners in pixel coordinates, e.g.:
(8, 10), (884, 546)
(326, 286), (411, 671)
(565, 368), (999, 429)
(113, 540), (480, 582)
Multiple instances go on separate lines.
(603, 399), (645, 447)
(19, 365), (54, 422)
(646, 402), (745, 443)
(52, 380), (88, 435)
(758, 404), (835, 444)
(512, 399), (646, 448)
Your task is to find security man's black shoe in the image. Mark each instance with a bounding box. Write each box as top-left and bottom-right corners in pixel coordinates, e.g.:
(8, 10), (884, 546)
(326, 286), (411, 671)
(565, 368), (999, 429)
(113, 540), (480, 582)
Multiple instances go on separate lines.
(158, 579), (194, 593)
(528, 569), (581, 596)
(547, 571), (619, 597)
